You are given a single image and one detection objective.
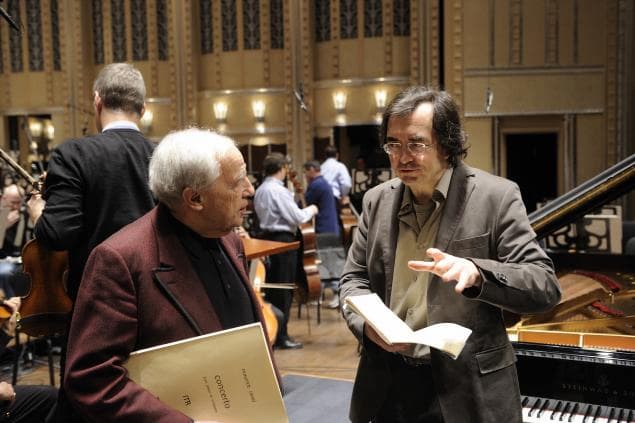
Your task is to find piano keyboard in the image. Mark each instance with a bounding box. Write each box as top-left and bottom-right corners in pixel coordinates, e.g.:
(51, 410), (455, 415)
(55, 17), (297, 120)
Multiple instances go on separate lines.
(522, 396), (635, 423)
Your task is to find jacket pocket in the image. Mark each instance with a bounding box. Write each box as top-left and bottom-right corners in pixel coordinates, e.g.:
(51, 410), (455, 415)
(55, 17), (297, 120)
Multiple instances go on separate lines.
(475, 343), (517, 375)
(450, 232), (489, 251)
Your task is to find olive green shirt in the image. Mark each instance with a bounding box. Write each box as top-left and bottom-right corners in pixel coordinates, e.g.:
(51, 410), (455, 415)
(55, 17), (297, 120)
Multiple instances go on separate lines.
(390, 168), (453, 358)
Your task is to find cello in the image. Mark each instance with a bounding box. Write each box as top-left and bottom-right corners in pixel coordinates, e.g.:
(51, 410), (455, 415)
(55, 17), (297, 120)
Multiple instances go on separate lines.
(0, 147), (72, 338)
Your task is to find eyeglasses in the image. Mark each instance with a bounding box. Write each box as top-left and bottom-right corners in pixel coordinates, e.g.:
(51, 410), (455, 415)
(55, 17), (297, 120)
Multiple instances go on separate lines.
(382, 142), (433, 156)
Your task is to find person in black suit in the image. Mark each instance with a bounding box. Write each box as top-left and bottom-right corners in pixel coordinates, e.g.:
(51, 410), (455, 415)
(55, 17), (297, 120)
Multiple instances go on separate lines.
(27, 62), (156, 423)
(0, 296), (57, 423)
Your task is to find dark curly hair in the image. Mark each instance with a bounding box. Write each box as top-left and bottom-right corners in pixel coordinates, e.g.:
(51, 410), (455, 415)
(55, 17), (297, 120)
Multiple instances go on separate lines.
(379, 86), (468, 167)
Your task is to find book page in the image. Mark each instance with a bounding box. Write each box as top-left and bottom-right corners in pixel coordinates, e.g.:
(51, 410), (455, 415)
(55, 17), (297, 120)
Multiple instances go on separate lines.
(345, 293), (472, 359)
(125, 323), (288, 422)
(344, 292), (414, 344)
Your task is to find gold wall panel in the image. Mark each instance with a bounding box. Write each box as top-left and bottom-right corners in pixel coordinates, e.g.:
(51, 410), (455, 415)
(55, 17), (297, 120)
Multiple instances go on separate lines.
(578, 0), (607, 65)
(463, 0), (489, 70)
(576, 114), (606, 182)
(522, 0), (546, 67)
(463, 117), (493, 173)
(463, 71), (604, 116)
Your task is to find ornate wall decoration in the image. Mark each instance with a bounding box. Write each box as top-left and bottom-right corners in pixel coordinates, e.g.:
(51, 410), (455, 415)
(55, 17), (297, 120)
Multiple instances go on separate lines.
(221, 0), (237, 51)
(364, 0), (382, 37)
(92, 0), (104, 64)
(315, 0), (330, 42)
(26, 0), (43, 71)
(111, 0), (126, 62)
(213, 0), (221, 87)
(146, 0), (158, 93)
(41, 0), (52, 103)
(450, 0), (463, 108)
(509, 0), (523, 65)
(51, 0), (61, 70)
(339, 0), (357, 39)
(605, 0), (618, 165)
(157, 0), (168, 60)
(331, 0), (340, 77)
(393, 0), (410, 36)
(430, 0), (440, 84)
(243, 0), (260, 50)
(261, 0), (270, 83)
(9, 0), (22, 72)
(383, 0), (393, 76)
(410, 0), (419, 84)
(270, 0), (283, 49)
(200, 0), (213, 54)
(0, 20), (4, 73)
(131, 0), (148, 61)
(545, 0), (558, 65)
(572, 0), (579, 64)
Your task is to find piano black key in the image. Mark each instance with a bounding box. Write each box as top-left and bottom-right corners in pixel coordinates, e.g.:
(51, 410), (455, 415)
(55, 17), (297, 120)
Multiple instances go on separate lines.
(560, 402), (572, 422)
(628, 408), (634, 423)
(537, 399), (550, 418)
(522, 396), (529, 407)
(591, 404), (601, 422)
(529, 398), (543, 417)
(581, 403), (592, 423)
(551, 400), (563, 420)
(606, 406), (616, 423)
(569, 403), (579, 423)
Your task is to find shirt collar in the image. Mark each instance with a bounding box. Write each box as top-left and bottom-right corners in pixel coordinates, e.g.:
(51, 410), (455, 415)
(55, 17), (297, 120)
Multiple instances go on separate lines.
(102, 120), (140, 132)
(398, 167), (454, 217)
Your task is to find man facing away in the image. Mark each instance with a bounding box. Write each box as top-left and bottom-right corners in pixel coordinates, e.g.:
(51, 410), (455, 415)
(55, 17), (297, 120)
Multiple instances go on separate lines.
(64, 128), (275, 422)
(26, 62), (156, 422)
(27, 62), (156, 302)
(253, 153), (318, 350)
(303, 160), (345, 309)
(339, 86), (561, 423)
(321, 145), (352, 208)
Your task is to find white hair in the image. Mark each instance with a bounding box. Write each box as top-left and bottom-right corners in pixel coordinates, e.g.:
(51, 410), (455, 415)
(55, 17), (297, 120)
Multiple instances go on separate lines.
(149, 127), (237, 209)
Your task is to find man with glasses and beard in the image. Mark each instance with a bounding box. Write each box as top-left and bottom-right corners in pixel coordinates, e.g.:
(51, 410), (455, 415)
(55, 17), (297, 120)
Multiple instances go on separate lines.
(339, 86), (561, 423)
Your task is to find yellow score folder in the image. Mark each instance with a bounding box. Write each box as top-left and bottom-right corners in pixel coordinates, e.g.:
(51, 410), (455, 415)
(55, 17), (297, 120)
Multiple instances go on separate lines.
(124, 322), (288, 422)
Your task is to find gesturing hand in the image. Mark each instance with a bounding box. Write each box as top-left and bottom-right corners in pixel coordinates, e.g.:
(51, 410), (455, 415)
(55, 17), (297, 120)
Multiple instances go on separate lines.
(408, 248), (482, 294)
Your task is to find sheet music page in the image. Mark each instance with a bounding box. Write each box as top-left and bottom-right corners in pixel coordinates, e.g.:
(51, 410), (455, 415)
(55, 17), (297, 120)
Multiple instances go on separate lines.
(345, 293), (472, 359)
(125, 322), (288, 422)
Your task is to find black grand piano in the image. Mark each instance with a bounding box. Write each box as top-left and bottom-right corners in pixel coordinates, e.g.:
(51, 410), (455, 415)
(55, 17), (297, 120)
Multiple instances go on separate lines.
(510, 154), (635, 422)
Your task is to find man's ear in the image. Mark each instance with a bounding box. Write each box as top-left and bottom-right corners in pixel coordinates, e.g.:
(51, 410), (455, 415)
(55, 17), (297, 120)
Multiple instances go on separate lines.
(93, 91), (103, 113)
(182, 187), (204, 210)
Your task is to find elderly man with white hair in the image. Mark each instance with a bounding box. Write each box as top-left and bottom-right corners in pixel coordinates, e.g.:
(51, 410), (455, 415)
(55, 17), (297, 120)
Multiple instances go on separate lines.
(64, 128), (277, 423)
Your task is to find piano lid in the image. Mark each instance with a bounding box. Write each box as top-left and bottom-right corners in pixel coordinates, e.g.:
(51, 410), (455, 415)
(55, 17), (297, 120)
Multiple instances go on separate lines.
(509, 154), (635, 352)
(528, 154), (635, 239)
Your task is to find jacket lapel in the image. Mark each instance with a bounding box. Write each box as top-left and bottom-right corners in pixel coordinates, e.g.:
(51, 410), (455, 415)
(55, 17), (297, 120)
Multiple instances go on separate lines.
(151, 206), (223, 334)
(436, 162), (476, 251)
(383, 179), (406, 303)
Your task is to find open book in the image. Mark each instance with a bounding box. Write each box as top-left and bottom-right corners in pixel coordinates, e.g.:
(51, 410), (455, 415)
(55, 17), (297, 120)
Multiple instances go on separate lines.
(345, 293), (472, 359)
(124, 322), (288, 422)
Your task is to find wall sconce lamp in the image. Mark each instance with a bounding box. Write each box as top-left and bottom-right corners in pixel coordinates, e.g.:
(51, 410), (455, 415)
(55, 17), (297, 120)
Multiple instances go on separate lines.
(252, 100), (266, 123)
(140, 109), (153, 133)
(43, 119), (55, 140)
(333, 91), (347, 114)
(213, 102), (228, 124)
(28, 119), (43, 138)
(375, 89), (387, 112)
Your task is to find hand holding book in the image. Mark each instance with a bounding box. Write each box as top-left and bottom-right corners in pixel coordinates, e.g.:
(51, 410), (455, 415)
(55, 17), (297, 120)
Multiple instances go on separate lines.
(344, 293), (472, 359)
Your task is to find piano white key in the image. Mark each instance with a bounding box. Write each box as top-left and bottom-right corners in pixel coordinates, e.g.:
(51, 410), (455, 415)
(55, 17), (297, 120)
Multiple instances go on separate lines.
(521, 396), (635, 423)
